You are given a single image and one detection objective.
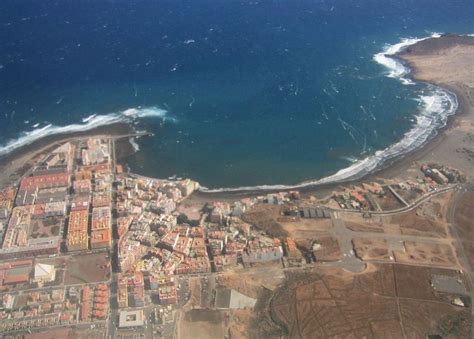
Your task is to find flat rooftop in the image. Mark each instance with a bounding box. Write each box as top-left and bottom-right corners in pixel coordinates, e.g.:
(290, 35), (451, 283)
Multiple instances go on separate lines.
(118, 309), (144, 328)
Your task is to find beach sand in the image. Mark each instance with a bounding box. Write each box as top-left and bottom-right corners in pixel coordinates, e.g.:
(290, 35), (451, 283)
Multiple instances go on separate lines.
(383, 35), (474, 180)
(188, 34), (474, 203)
(2, 35), (474, 205)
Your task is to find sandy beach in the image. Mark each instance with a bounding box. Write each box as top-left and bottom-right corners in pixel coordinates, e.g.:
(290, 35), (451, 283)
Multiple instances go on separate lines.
(380, 35), (474, 180)
(187, 34), (474, 202)
(1, 34), (474, 204)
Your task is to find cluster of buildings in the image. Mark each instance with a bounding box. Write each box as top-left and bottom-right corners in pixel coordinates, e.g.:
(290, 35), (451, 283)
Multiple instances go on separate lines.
(114, 174), (200, 311)
(112, 169), (295, 318)
(9, 135), (463, 336)
(0, 258), (106, 332)
(0, 144), (73, 259)
(80, 283), (110, 321)
(66, 138), (113, 252)
(330, 163), (467, 212)
(241, 237), (284, 265)
(332, 182), (384, 210)
(0, 281), (108, 333)
(117, 272), (146, 308)
(0, 259), (56, 291)
(115, 175), (290, 302)
(420, 163), (464, 185)
(0, 138), (118, 259)
(332, 168), (462, 212)
(10, 136), (461, 335)
(0, 138), (116, 335)
(0, 187), (15, 229)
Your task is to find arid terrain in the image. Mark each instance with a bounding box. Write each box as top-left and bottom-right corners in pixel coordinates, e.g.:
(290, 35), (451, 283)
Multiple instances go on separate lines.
(173, 35), (474, 339)
(1, 35), (474, 339)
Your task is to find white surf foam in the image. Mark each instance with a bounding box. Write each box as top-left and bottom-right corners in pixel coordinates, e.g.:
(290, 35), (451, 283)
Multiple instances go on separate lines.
(82, 114), (97, 123)
(201, 89), (457, 192)
(374, 37), (421, 84)
(372, 33), (442, 84)
(129, 137), (140, 152)
(122, 107), (173, 120)
(200, 33), (459, 193)
(0, 106), (171, 157)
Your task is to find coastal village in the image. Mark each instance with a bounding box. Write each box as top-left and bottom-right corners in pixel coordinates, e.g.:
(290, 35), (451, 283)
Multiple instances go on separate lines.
(4, 33), (474, 336)
(0, 131), (471, 338)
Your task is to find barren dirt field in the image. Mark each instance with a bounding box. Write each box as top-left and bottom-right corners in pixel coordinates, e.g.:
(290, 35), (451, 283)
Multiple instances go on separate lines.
(242, 205), (288, 238)
(227, 309), (257, 339)
(394, 241), (458, 267)
(344, 220), (384, 233)
(221, 266), (285, 298)
(454, 189), (474, 240)
(400, 299), (470, 338)
(394, 265), (442, 300)
(179, 309), (225, 339)
(279, 218), (333, 239)
(176, 202), (202, 221)
(454, 188), (474, 268)
(270, 266), (401, 338)
(353, 238), (390, 261)
(24, 327), (105, 339)
(266, 264), (471, 338)
(373, 192), (404, 211)
(311, 236), (342, 262)
(64, 252), (110, 284)
(390, 207), (448, 238)
(184, 277), (201, 310)
(180, 268), (286, 339)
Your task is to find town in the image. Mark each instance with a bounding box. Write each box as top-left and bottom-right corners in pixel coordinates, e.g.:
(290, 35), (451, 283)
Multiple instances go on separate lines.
(0, 135), (471, 338)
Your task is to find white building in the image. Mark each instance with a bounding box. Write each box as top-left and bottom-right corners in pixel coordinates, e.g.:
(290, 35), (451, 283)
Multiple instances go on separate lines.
(33, 263), (56, 284)
(119, 309), (145, 328)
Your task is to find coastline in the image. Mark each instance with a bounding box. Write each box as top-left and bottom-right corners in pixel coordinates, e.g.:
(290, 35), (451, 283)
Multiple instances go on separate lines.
(0, 123), (133, 189)
(2, 34), (474, 202)
(190, 34), (474, 199)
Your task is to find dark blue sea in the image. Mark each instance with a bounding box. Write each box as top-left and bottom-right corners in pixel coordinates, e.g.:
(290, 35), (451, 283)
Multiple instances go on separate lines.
(1, 0), (473, 189)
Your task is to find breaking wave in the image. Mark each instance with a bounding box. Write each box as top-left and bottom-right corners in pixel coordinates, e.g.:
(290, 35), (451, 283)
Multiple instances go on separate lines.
(0, 106), (171, 157)
(200, 33), (459, 193)
(129, 137), (141, 152)
(372, 32), (441, 85)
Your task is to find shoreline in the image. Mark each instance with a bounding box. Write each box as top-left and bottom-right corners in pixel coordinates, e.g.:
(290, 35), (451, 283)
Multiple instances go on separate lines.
(1, 34), (473, 201)
(190, 34), (474, 199)
(0, 123), (133, 189)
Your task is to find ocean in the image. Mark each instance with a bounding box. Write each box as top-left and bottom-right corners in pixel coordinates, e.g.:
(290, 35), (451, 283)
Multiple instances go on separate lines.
(1, 0), (473, 190)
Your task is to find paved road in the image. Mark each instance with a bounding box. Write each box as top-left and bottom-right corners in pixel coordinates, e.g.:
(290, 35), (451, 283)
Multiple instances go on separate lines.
(335, 184), (457, 217)
(341, 224), (453, 246)
(106, 138), (119, 339)
(324, 188), (466, 273)
(328, 214), (366, 273)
